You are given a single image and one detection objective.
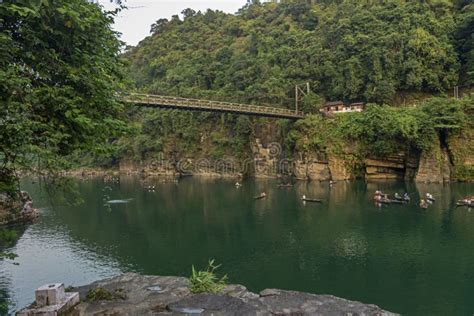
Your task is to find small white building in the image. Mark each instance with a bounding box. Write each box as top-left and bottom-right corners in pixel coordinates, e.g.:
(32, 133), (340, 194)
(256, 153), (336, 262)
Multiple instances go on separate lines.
(320, 101), (364, 115)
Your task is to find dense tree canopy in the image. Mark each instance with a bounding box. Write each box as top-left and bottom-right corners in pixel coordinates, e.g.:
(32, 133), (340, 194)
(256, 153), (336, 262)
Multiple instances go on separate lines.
(126, 0), (470, 106)
(456, 1), (474, 85)
(0, 0), (126, 194)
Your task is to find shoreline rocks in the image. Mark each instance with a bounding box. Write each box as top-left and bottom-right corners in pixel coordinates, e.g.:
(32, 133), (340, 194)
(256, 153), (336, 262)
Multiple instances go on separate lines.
(0, 191), (38, 226)
(58, 273), (396, 315)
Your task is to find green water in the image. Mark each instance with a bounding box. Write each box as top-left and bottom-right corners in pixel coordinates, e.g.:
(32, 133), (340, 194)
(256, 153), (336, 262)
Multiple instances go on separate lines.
(1, 177), (473, 315)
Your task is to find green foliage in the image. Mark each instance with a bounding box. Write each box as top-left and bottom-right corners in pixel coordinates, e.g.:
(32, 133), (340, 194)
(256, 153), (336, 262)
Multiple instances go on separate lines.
(0, 228), (19, 263)
(0, 0), (126, 193)
(0, 229), (18, 247)
(289, 115), (336, 154)
(119, 0), (471, 165)
(86, 287), (126, 302)
(189, 259), (228, 294)
(337, 104), (435, 156)
(126, 0), (463, 105)
(300, 93), (323, 113)
(420, 97), (467, 132)
(456, 2), (474, 85)
(0, 299), (9, 315)
(292, 96), (472, 159)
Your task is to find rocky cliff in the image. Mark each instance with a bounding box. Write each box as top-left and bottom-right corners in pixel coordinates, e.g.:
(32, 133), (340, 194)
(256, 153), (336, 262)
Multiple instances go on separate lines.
(104, 115), (473, 183)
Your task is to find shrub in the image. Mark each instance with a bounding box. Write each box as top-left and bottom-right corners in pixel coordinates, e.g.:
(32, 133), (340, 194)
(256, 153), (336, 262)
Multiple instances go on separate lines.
(189, 259), (228, 294)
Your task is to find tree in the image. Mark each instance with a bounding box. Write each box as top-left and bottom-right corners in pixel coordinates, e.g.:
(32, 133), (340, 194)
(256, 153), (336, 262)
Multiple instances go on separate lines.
(456, 2), (474, 86)
(0, 0), (126, 195)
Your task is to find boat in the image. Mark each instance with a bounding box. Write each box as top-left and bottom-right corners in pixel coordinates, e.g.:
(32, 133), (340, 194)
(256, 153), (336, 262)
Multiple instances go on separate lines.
(254, 193), (267, 200)
(425, 194), (435, 202)
(390, 199), (407, 204)
(394, 194), (410, 202)
(302, 198), (322, 203)
(278, 183), (293, 188)
(377, 198), (406, 205)
(456, 200), (473, 207)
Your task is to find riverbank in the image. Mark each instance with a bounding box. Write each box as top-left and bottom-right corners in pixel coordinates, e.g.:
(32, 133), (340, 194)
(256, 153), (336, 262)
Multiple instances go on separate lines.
(22, 273), (395, 315)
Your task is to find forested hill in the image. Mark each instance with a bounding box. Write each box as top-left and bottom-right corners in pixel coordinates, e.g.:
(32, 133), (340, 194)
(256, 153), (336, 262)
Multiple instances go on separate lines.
(126, 0), (474, 107)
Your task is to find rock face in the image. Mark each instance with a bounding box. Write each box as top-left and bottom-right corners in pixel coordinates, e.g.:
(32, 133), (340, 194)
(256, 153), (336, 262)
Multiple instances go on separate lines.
(448, 127), (474, 182)
(0, 191), (37, 225)
(293, 156), (331, 181)
(328, 154), (353, 181)
(365, 153), (419, 181)
(416, 138), (452, 183)
(66, 273), (396, 315)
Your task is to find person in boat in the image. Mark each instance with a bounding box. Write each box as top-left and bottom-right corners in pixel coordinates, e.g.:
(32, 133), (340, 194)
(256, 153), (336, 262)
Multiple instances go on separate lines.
(235, 182), (241, 187)
(374, 190), (383, 201)
(420, 199), (428, 209)
(403, 192), (410, 200)
(395, 193), (401, 199)
(426, 193), (433, 200)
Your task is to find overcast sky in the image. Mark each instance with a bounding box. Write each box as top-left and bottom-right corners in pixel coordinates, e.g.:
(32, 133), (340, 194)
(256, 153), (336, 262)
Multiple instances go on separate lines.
(99, 0), (248, 46)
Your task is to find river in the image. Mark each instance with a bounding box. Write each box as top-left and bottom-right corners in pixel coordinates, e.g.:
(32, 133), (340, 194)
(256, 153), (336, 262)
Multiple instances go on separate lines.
(1, 177), (473, 315)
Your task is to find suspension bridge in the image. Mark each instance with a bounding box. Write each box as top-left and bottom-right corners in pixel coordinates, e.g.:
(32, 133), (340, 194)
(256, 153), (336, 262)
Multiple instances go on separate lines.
(122, 93), (305, 120)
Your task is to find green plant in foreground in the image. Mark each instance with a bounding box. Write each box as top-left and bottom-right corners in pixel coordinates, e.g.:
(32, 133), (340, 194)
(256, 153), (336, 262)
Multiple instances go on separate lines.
(189, 259), (228, 294)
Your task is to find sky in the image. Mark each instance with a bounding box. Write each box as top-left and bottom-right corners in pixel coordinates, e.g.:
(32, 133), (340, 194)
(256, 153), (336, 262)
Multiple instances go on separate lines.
(99, 0), (249, 46)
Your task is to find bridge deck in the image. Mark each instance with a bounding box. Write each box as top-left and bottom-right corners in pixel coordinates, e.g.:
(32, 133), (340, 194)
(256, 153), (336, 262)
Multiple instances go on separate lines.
(123, 94), (305, 119)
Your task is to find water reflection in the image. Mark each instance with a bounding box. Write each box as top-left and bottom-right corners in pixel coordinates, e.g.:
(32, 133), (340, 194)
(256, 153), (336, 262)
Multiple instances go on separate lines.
(0, 177), (473, 315)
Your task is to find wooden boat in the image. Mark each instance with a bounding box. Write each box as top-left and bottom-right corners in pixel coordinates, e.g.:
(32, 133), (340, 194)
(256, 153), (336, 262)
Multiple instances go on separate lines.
(254, 193), (267, 200)
(456, 200), (473, 207)
(302, 198), (322, 203)
(278, 183), (293, 188)
(427, 197), (436, 202)
(394, 195), (410, 202)
(378, 198), (406, 205)
(390, 199), (407, 204)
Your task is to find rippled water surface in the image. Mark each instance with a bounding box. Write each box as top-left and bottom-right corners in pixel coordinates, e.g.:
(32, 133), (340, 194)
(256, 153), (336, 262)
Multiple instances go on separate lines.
(1, 177), (473, 315)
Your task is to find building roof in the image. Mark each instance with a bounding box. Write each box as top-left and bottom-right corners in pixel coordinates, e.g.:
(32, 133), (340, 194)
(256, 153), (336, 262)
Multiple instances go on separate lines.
(324, 101), (344, 107)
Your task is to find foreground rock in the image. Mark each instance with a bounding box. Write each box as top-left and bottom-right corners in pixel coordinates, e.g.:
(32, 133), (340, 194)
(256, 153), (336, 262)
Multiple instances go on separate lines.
(64, 273), (396, 315)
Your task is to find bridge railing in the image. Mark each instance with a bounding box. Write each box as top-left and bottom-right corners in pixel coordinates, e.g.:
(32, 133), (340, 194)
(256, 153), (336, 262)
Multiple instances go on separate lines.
(123, 93), (304, 118)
